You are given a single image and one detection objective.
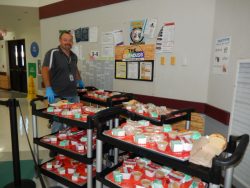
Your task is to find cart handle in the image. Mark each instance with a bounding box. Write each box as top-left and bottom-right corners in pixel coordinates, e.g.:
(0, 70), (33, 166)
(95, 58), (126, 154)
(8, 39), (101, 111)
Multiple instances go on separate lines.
(0, 99), (9, 106)
(161, 108), (195, 122)
(91, 106), (128, 124)
(108, 93), (133, 100)
(213, 134), (249, 168)
(107, 93), (134, 105)
(168, 108), (195, 116)
(84, 86), (98, 91)
(30, 96), (62, 111)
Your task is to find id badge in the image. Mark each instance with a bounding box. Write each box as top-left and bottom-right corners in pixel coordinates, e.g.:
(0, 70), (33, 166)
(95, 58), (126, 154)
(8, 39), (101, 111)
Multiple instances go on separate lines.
(69, 74), (74, 81)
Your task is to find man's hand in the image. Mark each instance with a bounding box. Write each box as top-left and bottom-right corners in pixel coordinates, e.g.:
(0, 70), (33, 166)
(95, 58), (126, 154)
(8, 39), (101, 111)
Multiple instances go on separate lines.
(46, 87), (55, 103)
(77, 80), (85, 88)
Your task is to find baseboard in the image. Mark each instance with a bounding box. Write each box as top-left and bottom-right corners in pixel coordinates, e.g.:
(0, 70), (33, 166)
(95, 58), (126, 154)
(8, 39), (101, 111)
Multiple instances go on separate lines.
(134, 94), (230, 125)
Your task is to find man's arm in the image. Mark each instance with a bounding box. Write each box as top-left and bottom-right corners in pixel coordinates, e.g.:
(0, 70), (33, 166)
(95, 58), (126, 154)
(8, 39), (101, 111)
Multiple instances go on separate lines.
(42, 66), (56, 103)
(75, 67), (85, 88)
(76, 68), (81, 81)
(42, 66), (51, 87)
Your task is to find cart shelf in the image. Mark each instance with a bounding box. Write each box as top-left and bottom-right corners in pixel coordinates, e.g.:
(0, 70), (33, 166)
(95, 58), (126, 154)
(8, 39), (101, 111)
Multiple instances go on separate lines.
(39, 159), (96, 188)
(78, 86), (133, 107)
(30, 97), (104, 188)
(93, 107), (249, 187)
(129, 107), (195, 126)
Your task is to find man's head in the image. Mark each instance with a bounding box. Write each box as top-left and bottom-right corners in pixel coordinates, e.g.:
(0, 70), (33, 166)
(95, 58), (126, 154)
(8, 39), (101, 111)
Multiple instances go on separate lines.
(59, 31), (73, 51)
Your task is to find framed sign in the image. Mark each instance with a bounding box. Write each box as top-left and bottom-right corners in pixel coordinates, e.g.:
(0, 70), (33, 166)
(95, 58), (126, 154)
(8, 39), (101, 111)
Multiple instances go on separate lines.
(115, 44), (155, 82)
(115, 60), (153, 81)
(28, 63), (37, 78)
(139, 61), (153, 81)
(127, 61), (139, 79)
(115, 61), (127, 79)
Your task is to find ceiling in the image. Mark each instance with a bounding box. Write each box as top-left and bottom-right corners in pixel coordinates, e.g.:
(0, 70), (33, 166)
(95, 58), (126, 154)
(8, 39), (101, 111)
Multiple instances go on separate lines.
(0, 1), (62, 31)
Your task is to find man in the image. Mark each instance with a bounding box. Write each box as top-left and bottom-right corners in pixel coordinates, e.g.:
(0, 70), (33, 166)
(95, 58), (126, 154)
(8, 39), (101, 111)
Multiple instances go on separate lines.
(42, 31), (84, 134)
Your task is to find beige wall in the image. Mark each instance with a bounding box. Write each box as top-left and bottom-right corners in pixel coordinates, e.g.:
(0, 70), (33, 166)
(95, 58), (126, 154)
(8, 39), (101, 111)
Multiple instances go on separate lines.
(40, 0), (215, 103)
(0, 8), (41, 93)
(39, 0), (250, 112)
(0, 40), (8, 73)
(207, 0), (250, 112)
(16, 24), (42, 94)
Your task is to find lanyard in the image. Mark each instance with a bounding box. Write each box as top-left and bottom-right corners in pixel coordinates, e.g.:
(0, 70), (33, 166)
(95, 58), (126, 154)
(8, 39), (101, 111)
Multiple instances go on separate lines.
(65, 55), (75, 82)
(64, 55), (72, 73)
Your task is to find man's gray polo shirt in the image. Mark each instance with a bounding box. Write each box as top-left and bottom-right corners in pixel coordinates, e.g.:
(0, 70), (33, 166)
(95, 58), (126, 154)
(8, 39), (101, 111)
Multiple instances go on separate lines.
(43, 47), (78, 97)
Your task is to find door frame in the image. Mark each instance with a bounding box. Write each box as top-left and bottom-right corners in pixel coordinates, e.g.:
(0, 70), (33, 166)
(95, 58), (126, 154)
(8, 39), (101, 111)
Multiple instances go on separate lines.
(7, 39), (27, 93)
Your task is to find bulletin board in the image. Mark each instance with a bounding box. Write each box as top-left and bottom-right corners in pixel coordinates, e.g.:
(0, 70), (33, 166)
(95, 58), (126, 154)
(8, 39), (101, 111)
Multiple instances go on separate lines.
(80, 60), (114, 90)
(115, 44), (155, 81)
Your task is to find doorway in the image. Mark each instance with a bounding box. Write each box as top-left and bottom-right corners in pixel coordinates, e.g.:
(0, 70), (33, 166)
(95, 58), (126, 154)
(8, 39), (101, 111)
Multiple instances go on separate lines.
(8, 39), (27, 93)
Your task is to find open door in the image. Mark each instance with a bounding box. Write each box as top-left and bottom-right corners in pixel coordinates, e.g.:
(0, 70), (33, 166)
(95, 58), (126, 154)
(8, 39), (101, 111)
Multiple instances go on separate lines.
(8, 39), (27, 93)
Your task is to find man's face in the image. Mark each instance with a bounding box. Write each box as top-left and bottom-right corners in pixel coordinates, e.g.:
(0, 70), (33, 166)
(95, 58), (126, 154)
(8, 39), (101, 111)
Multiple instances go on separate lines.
(59, 33), (73, 51)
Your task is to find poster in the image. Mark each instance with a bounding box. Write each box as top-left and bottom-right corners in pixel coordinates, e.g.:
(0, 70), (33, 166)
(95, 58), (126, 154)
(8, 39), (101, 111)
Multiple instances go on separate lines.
(28, 63), (36, 78)
(139, 61), (153, 81)
(115, 61), (127, 79)
(144, 18), (157, 38)
(74, 28), (82, 42)
(129, 20), (146, 44)
(156, 26), (163, 53)
(102, 45), (114, 58)
(74, 27), (89, 42)
(82, 27), (89, 41)
(127, 62), (139, 79)
(89, 26), (98, 42)
(115, 44), (155, 61)
(156, 22), (175, 53)
(102, 32), (114, 44)
(213, 36), (231, 74)
(113, 30), (124, 46)
(115, 44), (155, 81)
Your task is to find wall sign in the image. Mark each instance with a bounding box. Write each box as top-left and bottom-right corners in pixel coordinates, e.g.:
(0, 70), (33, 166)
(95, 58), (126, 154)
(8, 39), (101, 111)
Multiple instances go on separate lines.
(212, 36), (231, 74)
(115, 44), (155, 81)
(129, 20), (146, 44)
(28, 63), (37, 78)
(30, 42), (39, 57)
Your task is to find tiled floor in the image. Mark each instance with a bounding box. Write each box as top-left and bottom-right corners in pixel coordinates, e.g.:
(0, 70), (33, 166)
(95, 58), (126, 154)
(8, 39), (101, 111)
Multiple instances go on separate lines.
(0, 89), (27, 99)
(0, 89), (230, 188)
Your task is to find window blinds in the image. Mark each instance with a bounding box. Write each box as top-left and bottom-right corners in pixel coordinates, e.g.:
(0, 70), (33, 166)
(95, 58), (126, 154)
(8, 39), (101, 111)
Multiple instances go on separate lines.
(229, 60), (250, 188)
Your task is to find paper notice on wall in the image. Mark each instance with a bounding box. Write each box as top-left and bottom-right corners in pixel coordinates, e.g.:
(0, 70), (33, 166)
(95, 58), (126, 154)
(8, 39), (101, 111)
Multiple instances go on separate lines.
(156, 22), (175, 53)
(102, 32), (114, 44)
(115, 61), (127, 78)
(72, 44), (80, 57)
(72, 44), (84, 60)
(156, 26), (164, 53)
(144, 18), (157, 38)
(162, 22), (175, 53)
(90, 50), (100, 60)
(127, 61), (139, 79)
(139, 61), (153, 81)
(102, 45), (114, 58)
(213, 36), (231, 74)
(89, 26), (98, 42)
(113, 30), (124, 46)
